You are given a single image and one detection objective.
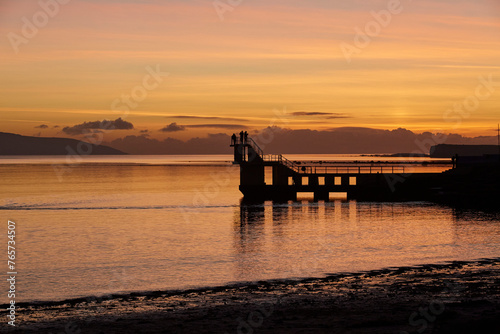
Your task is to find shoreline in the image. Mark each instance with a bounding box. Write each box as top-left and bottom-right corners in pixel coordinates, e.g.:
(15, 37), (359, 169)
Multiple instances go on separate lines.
(5, 257), (500, 333)
(4, 257), (498, 308)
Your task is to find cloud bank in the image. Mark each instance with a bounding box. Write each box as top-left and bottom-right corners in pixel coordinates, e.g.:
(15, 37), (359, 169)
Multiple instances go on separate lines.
(160, 123), (186, 132)
(290, 112), (349, 119)
(159, 123), (248, 132)
(63, 118), (134, 135)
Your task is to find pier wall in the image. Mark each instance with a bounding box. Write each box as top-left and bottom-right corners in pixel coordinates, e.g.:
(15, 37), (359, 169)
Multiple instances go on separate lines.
(240, 172), (443, 201)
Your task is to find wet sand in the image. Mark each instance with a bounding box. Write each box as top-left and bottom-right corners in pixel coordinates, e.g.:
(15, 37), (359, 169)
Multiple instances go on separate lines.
(4, 258), (500, 333)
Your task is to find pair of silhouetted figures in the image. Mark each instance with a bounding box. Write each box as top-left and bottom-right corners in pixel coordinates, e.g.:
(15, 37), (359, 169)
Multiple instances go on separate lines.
(231, 131), (248, 145)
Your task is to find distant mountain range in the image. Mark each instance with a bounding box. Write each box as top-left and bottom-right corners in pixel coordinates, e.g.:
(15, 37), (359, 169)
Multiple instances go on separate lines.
(0, 132), (125, 155)
(2, 130), (498, 156)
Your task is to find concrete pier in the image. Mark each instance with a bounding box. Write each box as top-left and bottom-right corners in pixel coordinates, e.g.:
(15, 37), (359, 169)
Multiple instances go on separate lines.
(230, 133), (450, 202)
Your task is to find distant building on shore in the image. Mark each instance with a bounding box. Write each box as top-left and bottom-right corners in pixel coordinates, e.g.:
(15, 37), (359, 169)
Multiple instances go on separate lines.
(430, 144), (499, 158)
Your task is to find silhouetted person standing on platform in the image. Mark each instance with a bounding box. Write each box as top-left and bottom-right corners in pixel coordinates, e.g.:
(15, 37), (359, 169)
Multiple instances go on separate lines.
(244, 131), (248, 144)
(231, 133), (236, 145)
(239, 131), (244, 144)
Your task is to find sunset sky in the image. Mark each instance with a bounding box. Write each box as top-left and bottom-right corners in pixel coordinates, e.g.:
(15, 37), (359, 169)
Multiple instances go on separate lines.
(1, 0), (500, 144)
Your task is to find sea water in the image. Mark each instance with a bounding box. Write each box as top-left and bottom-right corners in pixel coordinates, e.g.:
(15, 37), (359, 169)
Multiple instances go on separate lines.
(0, 156), (498, 303)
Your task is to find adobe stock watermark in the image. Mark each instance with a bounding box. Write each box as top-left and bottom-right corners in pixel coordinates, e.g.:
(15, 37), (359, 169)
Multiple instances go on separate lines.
(399, 280), (465, 334)
(7, 0), (72, 54)
(442, 73), (500, 128)
(224, 299), (277, 334)
(110, 65), (169, 114)
(340, 0), (411, 64)
(213, 0), (244, 21)
(52, 65), (169, 181)
(384, 72), (500, 192)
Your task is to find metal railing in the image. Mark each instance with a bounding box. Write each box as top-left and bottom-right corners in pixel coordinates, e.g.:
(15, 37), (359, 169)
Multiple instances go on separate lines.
(245, 138), (299, 171)
(262, 154), (300, 172)
(246, 137), (263, 157)
(261, 157), (405, 174)
(241, 136), (406, 174)
(294, 165), (405, 174)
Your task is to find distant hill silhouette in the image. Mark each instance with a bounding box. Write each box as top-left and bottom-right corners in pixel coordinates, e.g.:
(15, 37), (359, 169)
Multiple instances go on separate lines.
(0, 132), (125, 155)
(430, 144), (499, 158)
(106, 127), (497, 155)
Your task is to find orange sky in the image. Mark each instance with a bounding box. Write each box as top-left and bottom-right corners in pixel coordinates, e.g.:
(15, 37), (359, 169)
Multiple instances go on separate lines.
(1, 0), (499, 142)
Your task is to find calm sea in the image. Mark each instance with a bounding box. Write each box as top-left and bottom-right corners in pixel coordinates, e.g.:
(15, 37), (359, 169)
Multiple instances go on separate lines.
(1, 155), (498, 303)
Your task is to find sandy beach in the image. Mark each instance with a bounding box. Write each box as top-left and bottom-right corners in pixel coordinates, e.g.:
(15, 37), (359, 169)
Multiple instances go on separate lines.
(3, 257), (499, 334)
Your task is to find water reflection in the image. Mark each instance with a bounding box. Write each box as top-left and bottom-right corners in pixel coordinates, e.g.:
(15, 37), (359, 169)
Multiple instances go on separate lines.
(233, 200), (500, 281)
(234, 202), (266, 253)
(451, 206), (500, 223)
(233, 199), (363, 279)
(235, 200), (367, 246)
